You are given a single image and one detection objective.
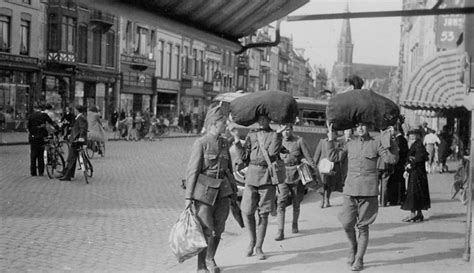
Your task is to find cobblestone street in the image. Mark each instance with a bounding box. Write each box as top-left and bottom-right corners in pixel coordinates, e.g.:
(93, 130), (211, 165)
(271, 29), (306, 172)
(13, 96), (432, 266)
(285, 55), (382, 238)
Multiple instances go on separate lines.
(0, 138), (245, 272)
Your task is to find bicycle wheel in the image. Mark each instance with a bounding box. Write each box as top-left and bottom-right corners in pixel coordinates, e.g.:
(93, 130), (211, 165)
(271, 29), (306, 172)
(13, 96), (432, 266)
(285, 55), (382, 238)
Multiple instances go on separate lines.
(78, 152), (89, 184)
(54, 151), (66, 175)
(45, 148), (54, 179)
(162, 127), (170, 136)
(59, 140), (70, 159)
(85, 141), (94, 159)
(99, 141), (105, 157)
(83, 154), (93, 178)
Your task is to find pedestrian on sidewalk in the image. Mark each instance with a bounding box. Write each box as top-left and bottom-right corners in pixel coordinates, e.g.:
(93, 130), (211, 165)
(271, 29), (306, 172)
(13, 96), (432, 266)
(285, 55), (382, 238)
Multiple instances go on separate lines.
(438, 125), (454, 173)
(27, 104), (59, 176)
(234, 114), (284, 260)
(387, 123), (409, 206)
(274, 123), (315, 241)
(423, 129), (440, 173)
(401, 129), (431, 222)
(313, 126), (343, 208)
(327, 122), (398, 271)
(184, 105), (237, 273)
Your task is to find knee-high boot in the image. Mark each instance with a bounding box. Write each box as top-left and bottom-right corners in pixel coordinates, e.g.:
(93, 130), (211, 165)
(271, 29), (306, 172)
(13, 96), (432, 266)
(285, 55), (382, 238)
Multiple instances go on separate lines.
(206, 235), (221, 273)
(292, 207), (300, 233)
(243, 214), (256, 257)
(344, 229), (357, 266)
(255, 213), (269, 260)
(324, 190), (331, 207)
(352, 226), (369, 271)
(197, 247), (207, 272)
(274, 207), (285, 241)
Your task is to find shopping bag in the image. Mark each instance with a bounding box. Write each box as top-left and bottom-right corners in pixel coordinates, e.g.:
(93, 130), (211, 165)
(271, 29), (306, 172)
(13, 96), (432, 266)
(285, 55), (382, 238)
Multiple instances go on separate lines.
(318, 158), (334, 174)
(169, 206), (207, 263)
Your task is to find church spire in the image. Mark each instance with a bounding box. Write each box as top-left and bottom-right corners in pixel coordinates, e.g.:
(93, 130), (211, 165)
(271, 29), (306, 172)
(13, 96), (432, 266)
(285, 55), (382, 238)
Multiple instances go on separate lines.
(331, 0), (354, 92)
(339, 2), (352, 45)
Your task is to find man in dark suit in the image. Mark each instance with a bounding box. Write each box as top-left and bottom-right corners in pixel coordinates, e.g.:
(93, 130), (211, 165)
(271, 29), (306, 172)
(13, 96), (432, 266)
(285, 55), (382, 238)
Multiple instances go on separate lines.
(59, 105), (88, 181)
(27, 104), (59, 176)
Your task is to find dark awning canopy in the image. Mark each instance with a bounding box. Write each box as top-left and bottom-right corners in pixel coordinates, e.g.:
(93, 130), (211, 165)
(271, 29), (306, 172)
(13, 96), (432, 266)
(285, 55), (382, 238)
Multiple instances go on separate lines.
(76, 0), (308, 51)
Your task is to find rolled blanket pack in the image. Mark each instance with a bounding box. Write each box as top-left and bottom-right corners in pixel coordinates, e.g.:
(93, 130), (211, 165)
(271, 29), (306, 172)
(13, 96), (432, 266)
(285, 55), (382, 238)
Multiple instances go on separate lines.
(326, 89), (400, 130)
(230, 90), (298, 126)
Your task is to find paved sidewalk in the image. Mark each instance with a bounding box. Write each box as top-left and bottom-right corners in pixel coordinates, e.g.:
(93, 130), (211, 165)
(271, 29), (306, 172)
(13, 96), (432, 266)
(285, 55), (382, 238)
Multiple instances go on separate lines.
(0, 130), (199, 145)
(173, 162), (472, 273)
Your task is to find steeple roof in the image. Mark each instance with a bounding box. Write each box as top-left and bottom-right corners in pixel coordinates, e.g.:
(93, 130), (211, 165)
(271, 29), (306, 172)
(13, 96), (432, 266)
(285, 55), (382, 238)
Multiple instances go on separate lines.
(339, 2), (352, 44)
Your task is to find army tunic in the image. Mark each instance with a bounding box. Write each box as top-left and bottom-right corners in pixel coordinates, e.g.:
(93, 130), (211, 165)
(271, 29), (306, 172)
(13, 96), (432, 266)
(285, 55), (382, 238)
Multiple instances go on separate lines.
(238, 128), (283, 186)
(281, 135), (314, 183)
(328, 132), (399, 229)
(185, 134), (235, 237)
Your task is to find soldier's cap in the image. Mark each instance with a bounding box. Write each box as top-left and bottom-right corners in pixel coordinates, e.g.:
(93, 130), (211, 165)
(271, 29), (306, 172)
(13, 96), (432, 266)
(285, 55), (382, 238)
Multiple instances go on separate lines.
(204, 105), (226, 128)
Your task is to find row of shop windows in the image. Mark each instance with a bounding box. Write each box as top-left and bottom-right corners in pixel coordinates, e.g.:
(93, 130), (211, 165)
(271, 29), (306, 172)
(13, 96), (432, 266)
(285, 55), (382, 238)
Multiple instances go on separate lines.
(0, 68), (116, 132)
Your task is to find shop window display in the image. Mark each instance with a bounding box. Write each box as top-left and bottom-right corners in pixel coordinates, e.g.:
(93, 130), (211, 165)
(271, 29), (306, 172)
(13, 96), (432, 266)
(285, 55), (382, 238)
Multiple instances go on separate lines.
(0, 70), (31, 132)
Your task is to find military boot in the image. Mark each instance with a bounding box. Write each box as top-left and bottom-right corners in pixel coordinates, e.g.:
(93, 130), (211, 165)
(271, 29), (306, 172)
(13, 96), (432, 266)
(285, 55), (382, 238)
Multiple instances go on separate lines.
(206, 236), (221, 273)
(344, 229), (358, 266)
(243, 214), (256, 257)
(274, 208), (285, 241)
(352, 226), (369, 271)
(197, 248), (208, 273)
(292, 208), (300, 233)
(255, 214), (269, 260)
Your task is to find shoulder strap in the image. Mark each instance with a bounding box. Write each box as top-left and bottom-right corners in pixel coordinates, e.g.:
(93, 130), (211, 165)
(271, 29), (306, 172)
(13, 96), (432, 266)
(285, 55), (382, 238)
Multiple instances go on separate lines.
(256, 132), (273, 166)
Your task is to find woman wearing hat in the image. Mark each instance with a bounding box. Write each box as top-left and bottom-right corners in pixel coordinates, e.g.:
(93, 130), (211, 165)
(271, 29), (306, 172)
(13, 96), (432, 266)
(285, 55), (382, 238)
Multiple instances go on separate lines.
(401, 129), (430, 222)
(184, 105), (236, 273)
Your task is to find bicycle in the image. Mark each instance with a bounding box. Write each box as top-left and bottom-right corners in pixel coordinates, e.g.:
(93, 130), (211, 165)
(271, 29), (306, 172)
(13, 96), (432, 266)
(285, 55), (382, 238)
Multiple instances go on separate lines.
(74, 142), (93, 184)
(85, 140), (105, 159)
(43, 133), (66, 179)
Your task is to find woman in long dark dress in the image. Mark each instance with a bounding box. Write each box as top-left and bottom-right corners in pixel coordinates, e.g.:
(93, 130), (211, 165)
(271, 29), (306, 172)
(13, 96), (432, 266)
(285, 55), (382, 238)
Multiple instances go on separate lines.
(401, 129), (431, 222)
(387, 124), (409, 205)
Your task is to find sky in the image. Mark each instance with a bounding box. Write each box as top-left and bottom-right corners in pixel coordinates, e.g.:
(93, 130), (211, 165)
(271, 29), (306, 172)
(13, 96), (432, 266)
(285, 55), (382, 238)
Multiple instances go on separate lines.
(280, 0), (402, 73)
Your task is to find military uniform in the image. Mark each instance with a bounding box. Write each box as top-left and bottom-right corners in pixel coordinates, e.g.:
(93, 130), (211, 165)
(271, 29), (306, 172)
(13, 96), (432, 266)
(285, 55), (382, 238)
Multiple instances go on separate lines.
(27, 110), (57, 176)
(328, 131), (398, 270)
(275, 134), (314, 240)
(184, 106), (235, 272)
(235, 127), (283, 259)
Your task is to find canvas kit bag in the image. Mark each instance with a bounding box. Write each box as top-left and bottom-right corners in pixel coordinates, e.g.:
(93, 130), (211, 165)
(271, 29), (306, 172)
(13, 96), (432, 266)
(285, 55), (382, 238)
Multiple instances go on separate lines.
(297, 163), (314, 185)
(191, 174), (222, 206)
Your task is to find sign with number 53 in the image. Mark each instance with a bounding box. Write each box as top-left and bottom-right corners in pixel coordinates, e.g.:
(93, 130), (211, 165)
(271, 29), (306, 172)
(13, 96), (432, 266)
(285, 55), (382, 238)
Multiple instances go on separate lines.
(435, 0), (465, 49)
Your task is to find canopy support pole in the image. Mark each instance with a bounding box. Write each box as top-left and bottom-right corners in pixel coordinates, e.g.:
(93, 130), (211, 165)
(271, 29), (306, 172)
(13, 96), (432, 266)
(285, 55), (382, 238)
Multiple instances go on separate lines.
(463, 108), (473, 262)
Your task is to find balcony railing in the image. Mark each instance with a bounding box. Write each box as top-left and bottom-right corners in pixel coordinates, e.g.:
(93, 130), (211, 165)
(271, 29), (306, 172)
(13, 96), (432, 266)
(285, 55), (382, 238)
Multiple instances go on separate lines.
(48, 0), (77, 10)
(90, 10), (114, 30)
(121, 53), (155, 70)
(47, 50), (76, 65)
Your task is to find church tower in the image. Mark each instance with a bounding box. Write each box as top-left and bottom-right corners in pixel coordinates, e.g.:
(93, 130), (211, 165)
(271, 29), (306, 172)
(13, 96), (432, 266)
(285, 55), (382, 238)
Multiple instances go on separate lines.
(331, 3), (354, 92)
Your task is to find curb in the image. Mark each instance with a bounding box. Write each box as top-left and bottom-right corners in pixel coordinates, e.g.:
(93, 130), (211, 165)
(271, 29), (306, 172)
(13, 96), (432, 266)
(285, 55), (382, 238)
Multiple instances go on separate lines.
(0, 134), (201, 146)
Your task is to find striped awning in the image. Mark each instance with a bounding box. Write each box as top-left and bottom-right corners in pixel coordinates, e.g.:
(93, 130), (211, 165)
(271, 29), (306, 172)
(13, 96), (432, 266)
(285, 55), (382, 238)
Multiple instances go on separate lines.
(400, 50), (468, 110)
